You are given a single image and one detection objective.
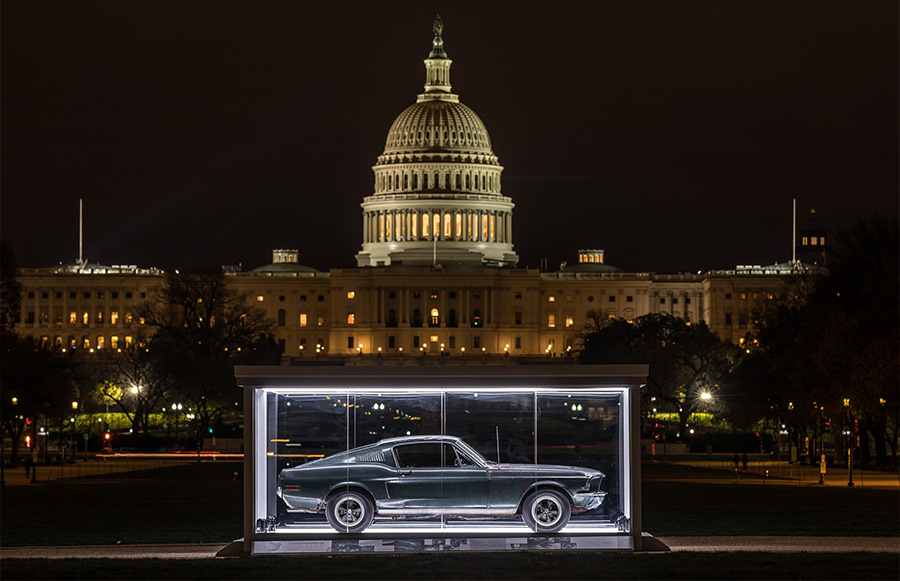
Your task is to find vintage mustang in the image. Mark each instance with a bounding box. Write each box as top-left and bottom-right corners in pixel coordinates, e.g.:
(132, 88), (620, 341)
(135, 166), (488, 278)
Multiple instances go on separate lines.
(276, 435), (607, 533)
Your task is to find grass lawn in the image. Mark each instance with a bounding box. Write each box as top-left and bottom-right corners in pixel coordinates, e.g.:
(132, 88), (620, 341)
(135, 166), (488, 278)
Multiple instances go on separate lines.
(1, 460), (898, 580)
(642, 462), (900, 537)
(1, 552), (899, 580)
(1, 460), (897, 547)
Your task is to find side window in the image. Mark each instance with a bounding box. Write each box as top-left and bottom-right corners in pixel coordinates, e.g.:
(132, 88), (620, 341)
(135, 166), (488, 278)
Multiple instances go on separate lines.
(393, 443), (448, 468)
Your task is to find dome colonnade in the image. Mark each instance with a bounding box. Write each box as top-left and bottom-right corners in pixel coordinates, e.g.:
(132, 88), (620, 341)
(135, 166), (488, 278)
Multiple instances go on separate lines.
(356, 16), (517, 267)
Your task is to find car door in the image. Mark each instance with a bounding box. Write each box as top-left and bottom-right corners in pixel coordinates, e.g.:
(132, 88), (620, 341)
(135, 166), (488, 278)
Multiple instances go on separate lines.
(441, 443), (489, 509)
(389, 442), (446, 508)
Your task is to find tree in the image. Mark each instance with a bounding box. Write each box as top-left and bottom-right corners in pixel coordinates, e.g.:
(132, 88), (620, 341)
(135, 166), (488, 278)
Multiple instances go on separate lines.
(140, 271), (279, 447)
(731, 215), (899, 467)
(0, 334), (77, 463)
(93, 329), (167, 437)
(579, 312), (742, 439)
(1, 241), (22, 333)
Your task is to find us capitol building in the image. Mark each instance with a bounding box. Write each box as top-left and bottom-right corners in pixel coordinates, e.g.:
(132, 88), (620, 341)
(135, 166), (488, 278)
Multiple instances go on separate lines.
(14, 19), (825, 363)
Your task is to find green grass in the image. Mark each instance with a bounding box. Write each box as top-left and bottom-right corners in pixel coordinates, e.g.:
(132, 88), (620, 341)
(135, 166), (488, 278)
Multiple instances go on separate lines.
(1, 460), (897, 548)
(0, 462), (243, 546)
(642, 463), (900, 536)
(1, 552), (899, 580)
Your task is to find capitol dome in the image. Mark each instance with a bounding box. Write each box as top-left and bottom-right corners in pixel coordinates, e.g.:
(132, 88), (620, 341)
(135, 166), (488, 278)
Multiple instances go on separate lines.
(383, 100), (494, 156)
(356, 17), (517, 268)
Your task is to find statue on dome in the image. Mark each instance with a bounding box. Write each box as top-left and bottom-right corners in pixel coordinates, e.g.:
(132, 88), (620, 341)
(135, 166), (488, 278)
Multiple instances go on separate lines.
(433, 14), (443, 39)
(430, 15), (447, 58)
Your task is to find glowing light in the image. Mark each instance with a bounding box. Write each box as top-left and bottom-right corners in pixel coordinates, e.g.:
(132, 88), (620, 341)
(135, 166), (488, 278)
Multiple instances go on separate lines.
(700, 392), (712, 401)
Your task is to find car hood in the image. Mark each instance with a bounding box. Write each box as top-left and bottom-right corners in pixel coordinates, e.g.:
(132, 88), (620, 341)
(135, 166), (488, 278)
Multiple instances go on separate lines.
(490, 463), (604, 478)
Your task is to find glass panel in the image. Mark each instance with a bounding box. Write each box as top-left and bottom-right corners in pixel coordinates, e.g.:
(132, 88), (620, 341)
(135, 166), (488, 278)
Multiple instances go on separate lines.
(537, 392), (623, 527)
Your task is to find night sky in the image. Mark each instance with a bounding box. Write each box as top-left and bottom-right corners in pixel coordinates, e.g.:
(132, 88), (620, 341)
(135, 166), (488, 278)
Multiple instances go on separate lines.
(2, 1), (897, 274)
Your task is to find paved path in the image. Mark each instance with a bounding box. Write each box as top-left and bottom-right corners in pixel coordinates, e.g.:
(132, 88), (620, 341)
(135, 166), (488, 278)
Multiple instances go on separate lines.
(1, 537), (897, 558)
(657, 536), (900, 553)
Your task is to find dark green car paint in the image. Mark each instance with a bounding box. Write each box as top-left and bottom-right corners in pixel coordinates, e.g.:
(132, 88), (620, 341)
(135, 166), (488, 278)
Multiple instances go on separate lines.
(276, 435), (606, 528)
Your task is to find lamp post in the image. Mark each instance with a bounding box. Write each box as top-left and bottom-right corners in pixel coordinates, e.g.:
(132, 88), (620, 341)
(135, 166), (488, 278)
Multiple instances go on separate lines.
(844, 398), (854, 487)
(70, 401), (78, 461)
(818, 406), (826, 485)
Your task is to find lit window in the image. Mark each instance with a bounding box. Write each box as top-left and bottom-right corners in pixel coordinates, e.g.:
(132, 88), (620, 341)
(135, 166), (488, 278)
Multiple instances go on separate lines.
(347, 291), (356, 299)
(467, 214), (473, 239)
(444, 214), (451, 237)
(97, 336), (105, 349)
(317, 316), (325, 327)
(482, 214), (488, 239)
(82, 312), (89, 325)
(412, 213), (418, 238)
(125, 312), (133, 324)
(548, 314), (556, 328)
(548, 296), (556, 303)
(433, 213), (440, 237)
(125, 336), (133, 347)
(256, 295), (264, 302)
(802, 236), (808, 245)
(299, 313), (308, 327)
(431, 308), (440, 326)
(96, 311), (103, 324)
(810, 236), (818, 245)
(347, 313), (356, 325)
(490, 215), (495, 240)
(422, 213), (429, 237)
(82, 337), (90, 349)
(740, 293), (747, 300)
(565, 316), (574, 328)
(430, 335), (439, 342)
(110, 336), (119, 349)
(69, 312), (77, 324)
(110, 312), (118, 325)
(455, 214), (462, 237)
(820, 236), (826, 246)
(379, 214), (385, 240)
(139, 317), (145, 325)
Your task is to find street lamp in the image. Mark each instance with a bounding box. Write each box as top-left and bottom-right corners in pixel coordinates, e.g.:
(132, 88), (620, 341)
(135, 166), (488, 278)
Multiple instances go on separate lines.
(844, 398), (854, 487)
(700, 392), (712, 401)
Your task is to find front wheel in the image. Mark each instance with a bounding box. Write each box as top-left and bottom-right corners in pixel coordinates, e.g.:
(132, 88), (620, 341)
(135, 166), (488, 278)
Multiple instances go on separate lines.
(325, 490), (374, 533)
(521, 489), (570, 533)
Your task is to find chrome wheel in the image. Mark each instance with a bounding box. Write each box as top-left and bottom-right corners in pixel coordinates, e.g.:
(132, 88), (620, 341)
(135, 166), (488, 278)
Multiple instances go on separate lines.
(334, 495), (366, 527)
(530, 494), (563, 527)
(522, 489), (570, 533)
(325, 491), (374, 533)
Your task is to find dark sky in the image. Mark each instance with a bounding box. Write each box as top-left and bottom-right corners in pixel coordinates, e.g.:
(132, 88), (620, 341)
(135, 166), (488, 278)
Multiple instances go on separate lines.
(2, 1), (897, 273)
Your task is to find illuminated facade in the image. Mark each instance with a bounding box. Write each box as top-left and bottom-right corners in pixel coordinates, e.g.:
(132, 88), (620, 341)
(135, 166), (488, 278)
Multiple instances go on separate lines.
(12, 20), (818, 362)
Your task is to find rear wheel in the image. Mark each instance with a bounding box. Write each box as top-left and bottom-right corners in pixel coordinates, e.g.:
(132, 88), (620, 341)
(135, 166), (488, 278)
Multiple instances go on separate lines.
(325, 490), (374, 533)
(521, 489), (570, 533)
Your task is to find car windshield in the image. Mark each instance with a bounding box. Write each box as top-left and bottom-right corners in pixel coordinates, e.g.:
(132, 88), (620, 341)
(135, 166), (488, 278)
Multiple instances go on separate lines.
(454, 439), (488, 467)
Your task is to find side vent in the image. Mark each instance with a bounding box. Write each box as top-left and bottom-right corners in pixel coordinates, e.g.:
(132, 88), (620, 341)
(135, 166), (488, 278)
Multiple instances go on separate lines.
(354, 450), (385, 463)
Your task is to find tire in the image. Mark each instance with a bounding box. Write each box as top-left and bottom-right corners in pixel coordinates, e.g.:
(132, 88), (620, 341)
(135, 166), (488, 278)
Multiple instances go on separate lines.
(521, 489), (571, 533)
(325, 490), (374, 533)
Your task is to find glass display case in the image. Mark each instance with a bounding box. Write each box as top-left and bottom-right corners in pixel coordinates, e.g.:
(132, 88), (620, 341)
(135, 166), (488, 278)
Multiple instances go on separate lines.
(235, 365), (645, 554)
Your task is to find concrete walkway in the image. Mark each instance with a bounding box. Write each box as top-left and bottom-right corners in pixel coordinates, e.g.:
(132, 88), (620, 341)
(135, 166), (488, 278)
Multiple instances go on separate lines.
(1, 537), (897, 558)
(657, 536), (900, 553)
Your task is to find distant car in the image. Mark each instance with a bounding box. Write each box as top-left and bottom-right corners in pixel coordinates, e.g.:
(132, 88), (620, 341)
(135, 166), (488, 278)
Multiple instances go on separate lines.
(276, 435), (607, 533)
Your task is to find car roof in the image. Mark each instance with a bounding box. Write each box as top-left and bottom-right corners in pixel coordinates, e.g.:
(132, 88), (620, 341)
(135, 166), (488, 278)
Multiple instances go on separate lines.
(377, 434), (462, 446)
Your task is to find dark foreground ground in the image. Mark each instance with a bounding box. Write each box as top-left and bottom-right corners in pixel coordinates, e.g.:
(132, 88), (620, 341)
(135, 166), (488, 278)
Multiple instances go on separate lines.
(1, 460), (898, 580)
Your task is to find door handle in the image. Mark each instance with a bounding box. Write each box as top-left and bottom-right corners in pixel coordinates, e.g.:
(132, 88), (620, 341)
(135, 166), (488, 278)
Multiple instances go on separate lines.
(399, 469), (411, 477)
